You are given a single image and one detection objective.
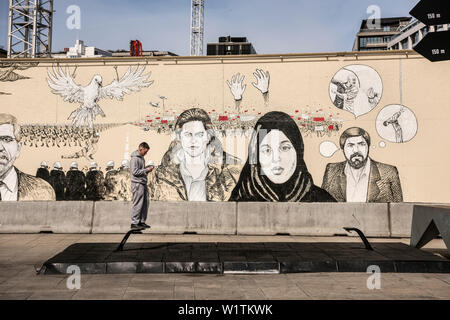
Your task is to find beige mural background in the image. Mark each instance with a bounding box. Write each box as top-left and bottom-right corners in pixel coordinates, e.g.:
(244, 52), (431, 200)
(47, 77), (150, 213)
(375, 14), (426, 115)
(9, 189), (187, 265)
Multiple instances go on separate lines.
(1, 51), (449, 203)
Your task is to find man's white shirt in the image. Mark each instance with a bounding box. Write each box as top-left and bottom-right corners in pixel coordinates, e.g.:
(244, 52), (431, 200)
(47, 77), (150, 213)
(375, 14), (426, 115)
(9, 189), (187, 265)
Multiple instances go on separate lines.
(0, 168), (18, 201)
(176, 147), (211, 202)
(344, 157), (371, 203)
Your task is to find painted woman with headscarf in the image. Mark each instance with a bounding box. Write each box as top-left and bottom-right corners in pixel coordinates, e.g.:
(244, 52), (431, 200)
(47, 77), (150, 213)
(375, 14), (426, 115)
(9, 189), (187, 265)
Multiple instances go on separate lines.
(229, 111), (336, 202)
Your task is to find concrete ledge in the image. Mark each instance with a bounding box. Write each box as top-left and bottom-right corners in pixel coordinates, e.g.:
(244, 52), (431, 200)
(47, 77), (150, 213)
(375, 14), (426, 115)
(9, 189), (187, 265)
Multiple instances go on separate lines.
(237, 202), (389, 237)
(92, 201), (237, 234)
(1, 201), (449, 236)
(0, 201), (94, 233)
(388, 203), (448, 238)
(389, 203), (415, 238)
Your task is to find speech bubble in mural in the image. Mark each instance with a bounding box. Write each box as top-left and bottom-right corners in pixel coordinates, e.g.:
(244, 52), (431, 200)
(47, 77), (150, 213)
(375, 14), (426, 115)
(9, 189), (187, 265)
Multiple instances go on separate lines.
(329, 64), (383, 118)
(376, 104), (418, 143)
(319, 141), (339, 158)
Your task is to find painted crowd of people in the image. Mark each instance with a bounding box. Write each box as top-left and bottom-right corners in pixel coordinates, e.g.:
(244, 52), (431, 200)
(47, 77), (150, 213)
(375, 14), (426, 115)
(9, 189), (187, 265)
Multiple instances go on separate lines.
(20, 123), (120, 148)
(35, 160), (132, 201)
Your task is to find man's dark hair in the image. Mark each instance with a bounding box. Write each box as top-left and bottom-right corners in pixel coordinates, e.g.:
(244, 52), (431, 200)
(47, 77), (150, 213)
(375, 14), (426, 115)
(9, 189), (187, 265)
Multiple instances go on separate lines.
(175, 108), (213, 131)
(339, 127), (371, 149)
(139, 142), (150, 149)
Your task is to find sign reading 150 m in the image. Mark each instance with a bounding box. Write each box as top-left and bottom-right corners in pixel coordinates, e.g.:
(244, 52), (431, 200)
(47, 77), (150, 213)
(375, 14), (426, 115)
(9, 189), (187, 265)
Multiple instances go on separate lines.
(410, 0), (450, 62)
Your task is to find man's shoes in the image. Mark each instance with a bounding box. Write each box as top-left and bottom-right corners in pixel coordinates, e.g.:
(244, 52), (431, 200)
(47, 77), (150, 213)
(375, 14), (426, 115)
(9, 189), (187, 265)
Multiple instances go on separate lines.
(138, 222), (151, 229)
(131, 224), (144, 231)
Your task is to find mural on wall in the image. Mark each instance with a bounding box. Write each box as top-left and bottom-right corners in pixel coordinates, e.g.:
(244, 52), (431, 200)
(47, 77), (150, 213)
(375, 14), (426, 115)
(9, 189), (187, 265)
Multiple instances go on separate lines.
(229, 111), (336, 202)
(321, 127), (403, 203)
(47, 65), (153, 128)
(376, 104), (418, 143)
(227, 68), (270, 112)
(251, 69), (270, 105)
(103, 160), (132, 201)
(319, 141), (339, 158)
(329, 65), (382, 117)
(149, 108), (242, 201)
(0, 62), (413, 203)
(20, 123), (123, 160)
(0, 113), (56, 201)
(0, 62), (38, 95)
(138, 107), (343, 138)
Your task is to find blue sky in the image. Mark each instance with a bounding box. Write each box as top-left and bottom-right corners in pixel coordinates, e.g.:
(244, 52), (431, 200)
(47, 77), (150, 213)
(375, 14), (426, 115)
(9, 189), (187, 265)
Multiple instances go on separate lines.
(0, 0), (417, 55)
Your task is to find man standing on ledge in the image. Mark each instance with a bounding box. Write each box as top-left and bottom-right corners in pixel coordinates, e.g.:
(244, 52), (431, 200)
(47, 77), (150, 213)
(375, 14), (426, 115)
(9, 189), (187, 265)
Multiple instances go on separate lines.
(130, 142), (154, 230)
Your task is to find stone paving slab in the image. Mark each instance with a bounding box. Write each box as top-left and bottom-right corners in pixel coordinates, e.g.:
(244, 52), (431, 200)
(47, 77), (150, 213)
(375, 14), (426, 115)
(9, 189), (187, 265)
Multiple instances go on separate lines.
(41, 242), (450, 275)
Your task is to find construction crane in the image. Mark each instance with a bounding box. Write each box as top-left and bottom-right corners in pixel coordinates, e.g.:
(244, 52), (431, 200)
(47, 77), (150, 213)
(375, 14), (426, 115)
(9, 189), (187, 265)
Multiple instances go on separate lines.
(190, 0), (205, 56)
(7, 0), (54, 58)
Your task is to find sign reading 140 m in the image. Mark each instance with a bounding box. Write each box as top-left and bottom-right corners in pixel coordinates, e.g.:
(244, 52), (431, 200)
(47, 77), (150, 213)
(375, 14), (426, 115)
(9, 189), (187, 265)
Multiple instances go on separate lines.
(410, 0), (450, 62)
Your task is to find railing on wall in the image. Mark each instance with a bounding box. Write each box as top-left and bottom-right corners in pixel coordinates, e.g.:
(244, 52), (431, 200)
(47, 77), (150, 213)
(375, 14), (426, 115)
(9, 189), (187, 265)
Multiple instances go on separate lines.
(0, 50), (420, 65)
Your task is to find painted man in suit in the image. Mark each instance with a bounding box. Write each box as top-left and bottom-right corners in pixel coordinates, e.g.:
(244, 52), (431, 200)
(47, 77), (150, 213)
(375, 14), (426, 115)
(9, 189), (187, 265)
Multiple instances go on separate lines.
(0, 113), (55, 201)
(322, 127), (403, 203)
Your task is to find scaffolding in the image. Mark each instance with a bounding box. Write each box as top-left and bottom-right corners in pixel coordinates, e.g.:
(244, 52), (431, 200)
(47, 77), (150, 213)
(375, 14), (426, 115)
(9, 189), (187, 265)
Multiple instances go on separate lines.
(7, 0), (54, 58)
(190, 0), (205, 56)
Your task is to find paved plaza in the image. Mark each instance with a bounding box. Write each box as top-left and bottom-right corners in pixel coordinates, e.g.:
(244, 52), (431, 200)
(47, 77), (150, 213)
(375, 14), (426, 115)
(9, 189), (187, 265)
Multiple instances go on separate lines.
(0, 234), (449, 300)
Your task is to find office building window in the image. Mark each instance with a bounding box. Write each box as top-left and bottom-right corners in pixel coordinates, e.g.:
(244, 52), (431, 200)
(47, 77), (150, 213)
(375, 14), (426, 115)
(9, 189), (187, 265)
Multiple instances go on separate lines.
(412, 32), (419, 45)
(401, 38), (409, 50)
(360, 36), (385, 48)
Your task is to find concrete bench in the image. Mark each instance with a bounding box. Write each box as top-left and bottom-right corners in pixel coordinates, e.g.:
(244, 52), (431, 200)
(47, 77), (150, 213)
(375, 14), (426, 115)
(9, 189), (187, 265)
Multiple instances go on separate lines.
(92, 201), (237, 234)
(0, 201), (94, 233)
(0, 201), (449, 236)
(410, 205), (450, 254)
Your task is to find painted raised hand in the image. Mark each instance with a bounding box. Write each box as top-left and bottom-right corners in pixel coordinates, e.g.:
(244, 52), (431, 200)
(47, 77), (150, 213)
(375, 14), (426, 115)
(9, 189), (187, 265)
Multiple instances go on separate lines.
(252, 69), (270, 94)
(227, 73), (246, 101)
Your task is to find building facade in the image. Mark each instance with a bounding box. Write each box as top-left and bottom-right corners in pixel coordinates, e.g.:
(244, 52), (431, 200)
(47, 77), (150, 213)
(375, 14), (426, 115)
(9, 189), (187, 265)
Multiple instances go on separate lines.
(388, 19), (450, 50)
(353, 17), (412, 51)
(52, 40), (112, 58)
(207, 36), (257, 55)
(110, 50), (178, 57)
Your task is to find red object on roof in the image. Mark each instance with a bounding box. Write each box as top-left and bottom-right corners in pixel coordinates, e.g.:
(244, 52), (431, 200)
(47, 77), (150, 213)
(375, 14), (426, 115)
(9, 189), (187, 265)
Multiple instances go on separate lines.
(147, 119), (152, 122)
(155, 117), (160, 120)
(130, 40), (143, 57)
(328, 125), (334, 131)
(218, 116), (229, 122)
(161, 120), (168, 124)
(314, 117), (325, 122)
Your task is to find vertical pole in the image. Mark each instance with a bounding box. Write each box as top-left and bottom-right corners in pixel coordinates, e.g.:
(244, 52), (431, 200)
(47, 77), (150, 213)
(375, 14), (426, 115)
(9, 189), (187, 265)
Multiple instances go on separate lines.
(32, 0), (38, 58)
(48, 0), (53, 57)
(24, 0), (30, 57)
(7, 0), (14, 58)
(190, 1), (193, 56)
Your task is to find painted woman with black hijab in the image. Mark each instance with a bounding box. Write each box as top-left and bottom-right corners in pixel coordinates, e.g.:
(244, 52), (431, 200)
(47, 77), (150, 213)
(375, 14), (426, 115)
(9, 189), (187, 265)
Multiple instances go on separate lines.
(229, 111), (336, 202)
